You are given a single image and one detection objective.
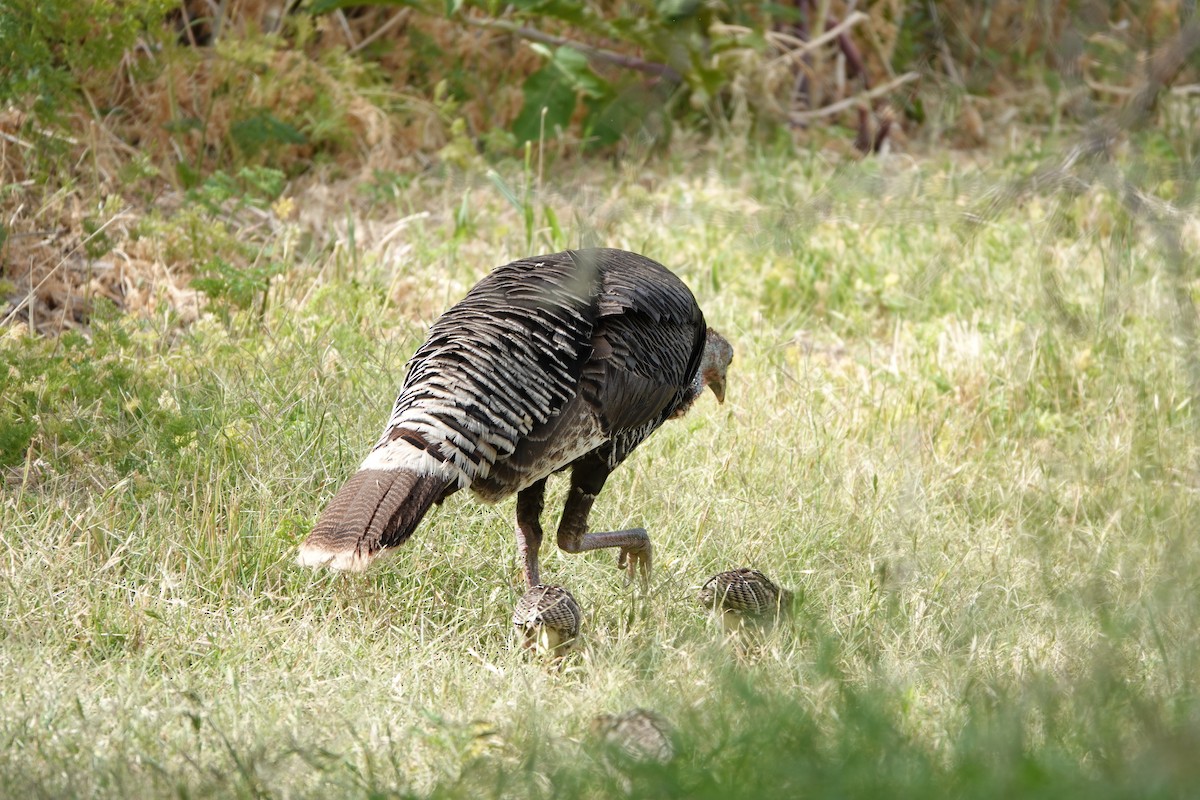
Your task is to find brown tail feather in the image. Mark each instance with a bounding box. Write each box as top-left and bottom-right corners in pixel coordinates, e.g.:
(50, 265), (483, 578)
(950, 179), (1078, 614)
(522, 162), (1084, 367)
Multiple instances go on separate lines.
(298, 468), (451, 571)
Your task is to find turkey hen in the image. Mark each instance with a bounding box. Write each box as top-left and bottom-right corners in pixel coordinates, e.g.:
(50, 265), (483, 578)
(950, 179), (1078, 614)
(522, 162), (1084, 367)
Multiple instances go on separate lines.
(298, 248), (732, 586)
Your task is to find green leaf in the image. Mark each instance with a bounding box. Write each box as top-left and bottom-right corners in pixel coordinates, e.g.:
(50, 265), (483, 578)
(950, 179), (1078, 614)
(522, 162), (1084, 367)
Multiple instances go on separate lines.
(511, 45), (612, 143)
(235, 166), (287, 201)
(175, 161), (202, 190)
(229, 111), (306, 156)
(163, 116), (203, 134)
(192, 257), (285, 311)
(551, 46), (608, 98)
(486, 170), (523, 214)
(510, 0), (591, 26)
(583, 87), (657, 149)
(511, 65), (577, 144)
(308, 0), (419, 14)
(543, 204), (563, 248)
(656, 0), (700, 20)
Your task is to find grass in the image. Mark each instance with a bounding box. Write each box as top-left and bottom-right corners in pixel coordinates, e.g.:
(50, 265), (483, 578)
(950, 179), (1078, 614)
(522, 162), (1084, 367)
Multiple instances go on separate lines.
(3, 140), (1200, 798)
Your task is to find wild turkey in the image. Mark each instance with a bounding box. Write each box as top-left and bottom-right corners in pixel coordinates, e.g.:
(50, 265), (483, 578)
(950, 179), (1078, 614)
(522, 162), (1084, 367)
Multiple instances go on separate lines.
(298, 248), (732, 587)
(590, 708), (676, 764)
(512, 584), (582, 656)
(698, 568), (793, 620)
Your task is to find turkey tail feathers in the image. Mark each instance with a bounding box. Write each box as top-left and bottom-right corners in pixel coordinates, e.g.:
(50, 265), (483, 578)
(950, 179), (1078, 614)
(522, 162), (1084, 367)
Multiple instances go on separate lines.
(297, 468), (450, 571)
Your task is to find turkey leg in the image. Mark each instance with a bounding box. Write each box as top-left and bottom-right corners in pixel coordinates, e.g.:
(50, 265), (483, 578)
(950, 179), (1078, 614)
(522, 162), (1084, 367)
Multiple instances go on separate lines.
(555, 458), (653, 582)
(515, 478), (547, 588)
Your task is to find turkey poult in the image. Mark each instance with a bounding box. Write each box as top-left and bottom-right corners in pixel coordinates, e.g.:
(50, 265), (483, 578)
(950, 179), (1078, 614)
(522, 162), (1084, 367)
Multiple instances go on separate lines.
(297, 248), (733, 586)
(590, 708), (676, 764)
(698, 568), (793, 619)
(512, 584), (582, 656)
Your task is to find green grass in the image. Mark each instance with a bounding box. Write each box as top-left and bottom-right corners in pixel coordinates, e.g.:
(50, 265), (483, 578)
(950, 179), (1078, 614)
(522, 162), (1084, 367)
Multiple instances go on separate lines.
(4, 144), (1200, 798)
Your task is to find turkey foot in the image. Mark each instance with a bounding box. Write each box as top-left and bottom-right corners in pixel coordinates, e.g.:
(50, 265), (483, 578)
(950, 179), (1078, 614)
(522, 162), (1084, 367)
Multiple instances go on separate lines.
(559, 527), (653, 584)
(616, 534), (653, 582)
(556, 474), (653, 585)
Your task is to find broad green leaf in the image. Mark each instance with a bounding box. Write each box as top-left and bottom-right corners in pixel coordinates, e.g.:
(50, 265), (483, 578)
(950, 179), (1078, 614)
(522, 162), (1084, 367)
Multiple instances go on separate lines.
(656, 0), (700, 20)
(551, 46), (608, 98)
(511, 65), (576, 144)
(584, 87), (662, 149)
(509, 0), (591, 26)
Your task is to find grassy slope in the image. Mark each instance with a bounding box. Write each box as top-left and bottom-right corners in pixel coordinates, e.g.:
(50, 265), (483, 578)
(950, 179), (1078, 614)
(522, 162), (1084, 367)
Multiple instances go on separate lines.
(3, 144), (1200, 798)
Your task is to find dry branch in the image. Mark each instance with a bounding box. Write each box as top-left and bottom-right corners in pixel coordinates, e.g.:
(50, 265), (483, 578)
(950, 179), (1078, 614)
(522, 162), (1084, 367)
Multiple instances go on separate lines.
(788, 71), (918, 123)
(350, 9), (412, 55)
(721, 12), (870, 68)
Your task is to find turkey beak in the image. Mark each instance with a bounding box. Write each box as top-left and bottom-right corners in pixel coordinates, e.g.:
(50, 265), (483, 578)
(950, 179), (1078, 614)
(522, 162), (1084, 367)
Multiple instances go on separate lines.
(710, 376), (726, 404)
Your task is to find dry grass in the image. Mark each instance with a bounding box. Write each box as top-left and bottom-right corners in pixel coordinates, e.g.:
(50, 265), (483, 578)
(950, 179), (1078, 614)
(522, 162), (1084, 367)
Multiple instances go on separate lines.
(4, 128), (1200, 796)
(5, 1), (1193, 337)
(3, 5), (1200, 797)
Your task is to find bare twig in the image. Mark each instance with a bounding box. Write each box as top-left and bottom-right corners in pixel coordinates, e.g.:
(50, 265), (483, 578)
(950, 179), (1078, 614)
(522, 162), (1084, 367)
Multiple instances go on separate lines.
(0, 130), (33, 150)
(350, 8), (412, 55)
(789, 71), (918, 123)
(760, 6), (880, 144)
(756, 12), (869, 67)
(1087, 80), (1200, 97)
(462, 17), (682, 83)
(334, 9), (357, 48)
(212, 0), (229, 42)
(29, 126), (80, 146)
(179, 0), (200, 48)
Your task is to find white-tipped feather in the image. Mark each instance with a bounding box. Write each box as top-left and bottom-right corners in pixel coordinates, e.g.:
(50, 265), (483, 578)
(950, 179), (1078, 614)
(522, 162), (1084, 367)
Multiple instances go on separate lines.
(295, 541), (372, 571)
(358, 440), (468, 486)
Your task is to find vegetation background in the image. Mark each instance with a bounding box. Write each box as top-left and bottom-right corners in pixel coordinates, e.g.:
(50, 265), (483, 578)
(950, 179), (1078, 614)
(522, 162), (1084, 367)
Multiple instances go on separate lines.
(3, 1), (1200, 797)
